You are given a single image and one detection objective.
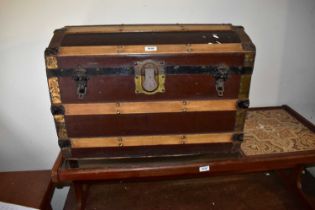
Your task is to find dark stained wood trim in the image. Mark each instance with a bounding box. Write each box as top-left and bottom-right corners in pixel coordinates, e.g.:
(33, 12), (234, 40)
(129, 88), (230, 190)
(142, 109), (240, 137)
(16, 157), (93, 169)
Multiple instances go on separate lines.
(248, 105), (314, 132)
(0, 170), (55, 210)
(61, 31), (241, 47)
(72, 182), (88, 210)
(64, 171), (315, 210)
(40, 178), (55, 210)
(247, 106), (282, 111)
(48, 29), (66, 50)
(276, 167), (314, 210)
(233, 26), (256, 51)
(51, 152), (63, 184)
(57, 151), (315, 182)
(242, 150), (315, 160)
(69, 142), (237, 159)
(282, 105), (315, 132)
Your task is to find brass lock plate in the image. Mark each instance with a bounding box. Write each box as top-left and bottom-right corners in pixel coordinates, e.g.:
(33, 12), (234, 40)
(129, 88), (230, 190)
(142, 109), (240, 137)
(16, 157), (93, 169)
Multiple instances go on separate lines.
(134, 60), (165, 95)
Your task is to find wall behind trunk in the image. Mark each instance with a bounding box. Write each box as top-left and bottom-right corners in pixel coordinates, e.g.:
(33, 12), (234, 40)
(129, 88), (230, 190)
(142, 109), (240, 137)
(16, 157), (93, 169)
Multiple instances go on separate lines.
(0, 0), (314, 208)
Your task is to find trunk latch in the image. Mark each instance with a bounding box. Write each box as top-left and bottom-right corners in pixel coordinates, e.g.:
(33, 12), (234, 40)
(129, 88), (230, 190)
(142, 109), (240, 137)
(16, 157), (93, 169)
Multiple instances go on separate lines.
(134, 60), (165, 95)
(73, 67), (88, 99)
(213, 65), (229, 97)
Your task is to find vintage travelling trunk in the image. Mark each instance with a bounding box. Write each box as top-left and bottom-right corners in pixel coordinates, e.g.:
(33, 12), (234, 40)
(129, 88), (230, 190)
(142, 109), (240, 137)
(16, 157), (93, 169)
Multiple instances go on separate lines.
(45, 24), (255, 160)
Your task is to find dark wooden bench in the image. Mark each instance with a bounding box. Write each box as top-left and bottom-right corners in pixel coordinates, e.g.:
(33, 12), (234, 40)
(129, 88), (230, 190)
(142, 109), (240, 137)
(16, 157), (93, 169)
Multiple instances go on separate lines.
(0, 170), (54, 210)
(52, 106), (315, 210)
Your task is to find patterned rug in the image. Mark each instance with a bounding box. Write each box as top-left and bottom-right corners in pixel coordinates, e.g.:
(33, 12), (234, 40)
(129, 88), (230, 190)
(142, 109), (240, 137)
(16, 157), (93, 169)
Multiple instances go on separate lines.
(241, 109), (315, 156)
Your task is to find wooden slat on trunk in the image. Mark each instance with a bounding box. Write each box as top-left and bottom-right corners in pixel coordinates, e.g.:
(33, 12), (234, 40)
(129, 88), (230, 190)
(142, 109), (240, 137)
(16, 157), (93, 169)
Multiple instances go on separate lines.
(71, 132), (233, 148)
(58, 44), (244, 56)
(64, 24), (233, 34)
(64, 99), (237, 116)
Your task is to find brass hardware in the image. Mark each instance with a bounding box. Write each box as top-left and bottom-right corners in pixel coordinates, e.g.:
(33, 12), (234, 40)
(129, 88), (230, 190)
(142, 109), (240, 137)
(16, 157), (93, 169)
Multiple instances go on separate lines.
(117, 45), (124, 53)
(244, 53), (255, 67)
(239, 75), (252, 99)
(235, 109), (247, 132)
(73, 67), (88, 99)
(181, 100), (188, 112)
(213, 64), (229, 97)
(118, 137), (123, 147)
(181, 135), (186, 144)
(53, 115), (68, 139)
(134, 60), (165, 95)
(186, 44), (192, 52)
(46, 56), (58, 69)
(48, 77), (61, 104)
(235, 99), (249, 132)
(54, 114), (65, 123)
(236, 71), (250, 131)
(116, 102), (121, 114)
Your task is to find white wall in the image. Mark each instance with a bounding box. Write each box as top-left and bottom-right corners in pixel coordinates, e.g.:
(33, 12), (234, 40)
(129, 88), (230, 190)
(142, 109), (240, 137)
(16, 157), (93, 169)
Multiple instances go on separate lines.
(0, 0), (314, 208)
(278, 0), (315, 123)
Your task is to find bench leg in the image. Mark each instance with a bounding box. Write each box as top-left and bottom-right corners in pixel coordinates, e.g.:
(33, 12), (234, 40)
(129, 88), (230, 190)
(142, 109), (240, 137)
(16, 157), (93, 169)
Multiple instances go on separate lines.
(73, 182), (88, 210)
(276, 166), (314, 210)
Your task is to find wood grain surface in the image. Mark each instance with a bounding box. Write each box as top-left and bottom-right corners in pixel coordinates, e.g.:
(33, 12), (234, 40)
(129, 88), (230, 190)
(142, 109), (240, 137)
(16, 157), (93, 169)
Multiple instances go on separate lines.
(64, 99), (237, 116)
(64, 111), (236, 137)
(64, 24), (233, 34)
(69, 143), (237, 159)
(57, 53), (245, 68)
(58, 74), (241, 103)
(70, 132), (233, 148)
(58, 44), (244, 56)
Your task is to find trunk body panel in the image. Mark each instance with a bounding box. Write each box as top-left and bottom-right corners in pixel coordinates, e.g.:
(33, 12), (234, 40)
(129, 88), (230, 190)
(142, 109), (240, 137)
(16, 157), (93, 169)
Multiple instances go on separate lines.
(45, 24), (255, 161)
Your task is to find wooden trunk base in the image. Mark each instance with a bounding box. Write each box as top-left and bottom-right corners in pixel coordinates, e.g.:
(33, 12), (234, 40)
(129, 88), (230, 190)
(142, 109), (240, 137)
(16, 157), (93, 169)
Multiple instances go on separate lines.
(69, 142), (239, 160)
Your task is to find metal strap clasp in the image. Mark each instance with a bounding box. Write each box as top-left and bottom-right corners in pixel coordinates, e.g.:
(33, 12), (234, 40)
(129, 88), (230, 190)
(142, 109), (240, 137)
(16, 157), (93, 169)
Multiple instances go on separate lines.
(73, 66), (88, 99)
(213, 65), (229, 97)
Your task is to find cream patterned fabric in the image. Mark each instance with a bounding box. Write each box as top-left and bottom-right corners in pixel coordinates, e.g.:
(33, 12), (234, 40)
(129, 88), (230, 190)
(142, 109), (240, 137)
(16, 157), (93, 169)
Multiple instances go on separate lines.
(241, 109), (315, 156)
